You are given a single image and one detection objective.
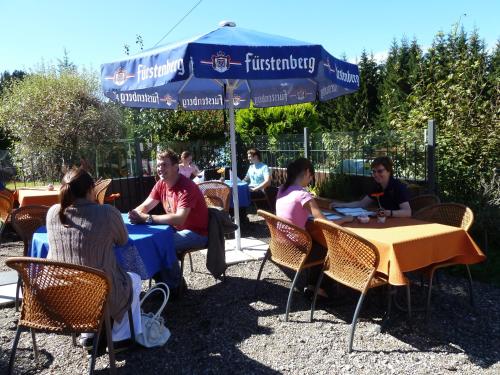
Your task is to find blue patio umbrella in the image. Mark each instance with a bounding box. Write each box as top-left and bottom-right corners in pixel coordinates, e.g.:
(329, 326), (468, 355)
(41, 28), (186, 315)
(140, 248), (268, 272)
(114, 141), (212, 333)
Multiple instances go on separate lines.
(101, 21), (360, 251)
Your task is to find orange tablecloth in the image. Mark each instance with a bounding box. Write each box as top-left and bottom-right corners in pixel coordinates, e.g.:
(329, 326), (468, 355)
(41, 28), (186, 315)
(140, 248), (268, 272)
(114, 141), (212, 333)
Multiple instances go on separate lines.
(16, 189), (60, 207)
(306, 217), (485, 286)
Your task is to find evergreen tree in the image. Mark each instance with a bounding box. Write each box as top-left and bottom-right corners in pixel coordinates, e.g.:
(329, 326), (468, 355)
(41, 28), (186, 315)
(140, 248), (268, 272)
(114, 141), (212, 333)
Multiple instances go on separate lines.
(316, 51), (380, 132)
(57, 48), (77, 74)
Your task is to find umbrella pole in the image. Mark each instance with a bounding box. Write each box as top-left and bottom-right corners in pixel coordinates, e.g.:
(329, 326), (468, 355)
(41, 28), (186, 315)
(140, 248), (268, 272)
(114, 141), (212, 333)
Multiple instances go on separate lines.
(227, 85), (242, 251)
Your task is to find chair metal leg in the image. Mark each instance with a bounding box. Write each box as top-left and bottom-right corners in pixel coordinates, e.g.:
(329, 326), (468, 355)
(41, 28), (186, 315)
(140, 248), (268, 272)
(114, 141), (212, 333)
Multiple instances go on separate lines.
(310, 272), (325, 322)
(465, 265), (474, 307)
(88, 329), (101, 375)
(148, 278), (153, 288)
(348, 291), (367, 353)
(8, 325), (24, 374)
(386, 285), (393, 319)
(128, 308), (136, 346)
(380, 284), (393, 333)
(426, 268), (437, 323)
(285, 270), (302, 322)
(104, 311), (116, 375)
(406, 283), (412, 323)
(254, 249), (270, 296)
(15, 277), (21, 312)
(189, 253), (194, 272)
(72, 333), (77, 347)
(256, 249), (270, 281)
(180, 255), (185, 277)
(31, 329), (39, 361)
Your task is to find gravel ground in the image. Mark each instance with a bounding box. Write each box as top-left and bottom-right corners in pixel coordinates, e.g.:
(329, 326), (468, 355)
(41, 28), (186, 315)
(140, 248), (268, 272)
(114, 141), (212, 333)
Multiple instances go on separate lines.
(0, 215), (499, 374)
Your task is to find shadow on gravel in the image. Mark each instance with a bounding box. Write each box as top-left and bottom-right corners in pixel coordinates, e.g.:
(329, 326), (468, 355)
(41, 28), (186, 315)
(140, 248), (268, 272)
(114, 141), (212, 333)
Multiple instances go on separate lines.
(346, 278), (500, 369)
(0, 347), (54, 375)
(103, 276), (287, 374)
(250, 267), (500, 370)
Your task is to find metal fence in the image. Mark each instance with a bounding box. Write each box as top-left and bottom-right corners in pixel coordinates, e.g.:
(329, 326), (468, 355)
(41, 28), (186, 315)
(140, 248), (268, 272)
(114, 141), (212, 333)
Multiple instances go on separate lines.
(253, 129), (428, 183)
(2, 127), (430, 205)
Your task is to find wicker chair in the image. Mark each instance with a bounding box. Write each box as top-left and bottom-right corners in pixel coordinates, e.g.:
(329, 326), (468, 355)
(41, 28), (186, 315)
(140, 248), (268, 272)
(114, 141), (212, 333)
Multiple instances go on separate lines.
(5, 257), (122, 375)
(251, 186), (276, 212)
(0, 189), (15, 206)
(175, 181), (231, 276)
(409, 194), (440, 214)
(0, 193), (14, 240)
(198, 181), (231, 212)
(256, 209), (322, 322)
(10, 205), (50, 310)
(413, 203), (474, 321)
(310, 219), (411, 352)
(94, 179), (111, 205)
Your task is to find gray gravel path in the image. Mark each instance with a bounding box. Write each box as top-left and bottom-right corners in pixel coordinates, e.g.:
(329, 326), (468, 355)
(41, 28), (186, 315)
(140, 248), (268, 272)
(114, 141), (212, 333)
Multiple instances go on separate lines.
(0, 216), (499, 374)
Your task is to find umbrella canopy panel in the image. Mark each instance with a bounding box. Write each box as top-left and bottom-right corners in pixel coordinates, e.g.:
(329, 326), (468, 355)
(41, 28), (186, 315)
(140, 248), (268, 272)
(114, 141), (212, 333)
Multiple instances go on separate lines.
(101, 25), (359, 110)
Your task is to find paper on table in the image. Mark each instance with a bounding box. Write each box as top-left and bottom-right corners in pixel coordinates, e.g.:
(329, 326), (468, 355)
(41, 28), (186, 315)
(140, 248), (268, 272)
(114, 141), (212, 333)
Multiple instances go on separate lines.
(308, 211), (343, 221)
(334, 207), (375, 217)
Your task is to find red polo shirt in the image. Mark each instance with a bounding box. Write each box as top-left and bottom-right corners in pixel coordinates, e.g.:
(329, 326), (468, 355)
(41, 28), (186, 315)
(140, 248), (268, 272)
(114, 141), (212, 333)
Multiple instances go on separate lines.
(149, 175), (208, 236)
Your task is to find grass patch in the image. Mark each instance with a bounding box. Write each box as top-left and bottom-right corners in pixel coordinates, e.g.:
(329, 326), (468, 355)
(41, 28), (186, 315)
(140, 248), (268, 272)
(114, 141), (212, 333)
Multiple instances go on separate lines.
(6, 181), (54, 190)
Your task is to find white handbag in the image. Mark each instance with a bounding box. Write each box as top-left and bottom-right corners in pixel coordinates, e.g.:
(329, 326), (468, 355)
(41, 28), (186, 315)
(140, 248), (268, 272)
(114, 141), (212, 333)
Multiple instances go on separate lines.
(136, 282), (171, 348)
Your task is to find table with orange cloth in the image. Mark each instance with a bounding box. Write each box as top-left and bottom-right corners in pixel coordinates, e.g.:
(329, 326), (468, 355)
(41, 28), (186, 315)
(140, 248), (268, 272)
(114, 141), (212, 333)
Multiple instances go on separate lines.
(15, 189), (60, 207)
(306, 217), (485, 286)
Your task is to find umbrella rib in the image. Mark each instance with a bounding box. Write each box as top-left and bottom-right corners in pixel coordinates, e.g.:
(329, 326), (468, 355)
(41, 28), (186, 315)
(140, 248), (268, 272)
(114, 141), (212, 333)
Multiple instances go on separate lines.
(178, 73), (194, 94)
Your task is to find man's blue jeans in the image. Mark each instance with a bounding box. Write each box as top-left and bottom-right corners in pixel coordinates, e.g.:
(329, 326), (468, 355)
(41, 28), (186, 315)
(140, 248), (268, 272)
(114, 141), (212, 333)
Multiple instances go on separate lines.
(154, 229), (208, 289)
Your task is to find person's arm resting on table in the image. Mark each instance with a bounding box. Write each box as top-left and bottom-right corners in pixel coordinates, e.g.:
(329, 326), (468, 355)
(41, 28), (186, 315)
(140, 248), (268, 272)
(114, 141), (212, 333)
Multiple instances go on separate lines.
(330, 195), (372, 209)
(305, 198), (326, 220)
(129, 197), (192, 226)
(382, 201), (411, 218)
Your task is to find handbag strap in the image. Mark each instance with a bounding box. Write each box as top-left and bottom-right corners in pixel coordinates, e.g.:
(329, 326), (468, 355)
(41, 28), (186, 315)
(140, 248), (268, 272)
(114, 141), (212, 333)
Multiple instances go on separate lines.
(140, 282), (170, 318)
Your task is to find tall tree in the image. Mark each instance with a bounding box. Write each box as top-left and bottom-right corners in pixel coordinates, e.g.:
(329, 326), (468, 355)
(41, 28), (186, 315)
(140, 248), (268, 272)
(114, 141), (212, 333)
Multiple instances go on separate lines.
(316, 51), (380, 132)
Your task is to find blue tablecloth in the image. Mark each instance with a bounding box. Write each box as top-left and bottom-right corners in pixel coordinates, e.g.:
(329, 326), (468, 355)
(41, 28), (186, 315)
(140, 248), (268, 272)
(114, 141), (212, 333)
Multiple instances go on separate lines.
(224, 180), (250, 208)
(30, 214), (177, 281)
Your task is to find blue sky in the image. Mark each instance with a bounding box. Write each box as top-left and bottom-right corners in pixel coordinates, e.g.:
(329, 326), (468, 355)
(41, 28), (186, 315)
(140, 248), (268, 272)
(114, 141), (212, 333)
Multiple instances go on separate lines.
(1, 0), (498, 73)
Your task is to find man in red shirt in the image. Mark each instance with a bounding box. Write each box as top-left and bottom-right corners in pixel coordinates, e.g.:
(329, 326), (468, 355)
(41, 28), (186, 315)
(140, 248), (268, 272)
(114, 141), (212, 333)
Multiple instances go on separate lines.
(129, 149), (208, 288)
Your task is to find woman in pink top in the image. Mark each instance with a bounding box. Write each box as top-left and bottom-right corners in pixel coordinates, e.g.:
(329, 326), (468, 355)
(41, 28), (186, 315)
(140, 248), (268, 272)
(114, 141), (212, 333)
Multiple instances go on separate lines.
(276, 158), (326, 228)
(275, 158), (329, 299)
(178, 151), (200, 179)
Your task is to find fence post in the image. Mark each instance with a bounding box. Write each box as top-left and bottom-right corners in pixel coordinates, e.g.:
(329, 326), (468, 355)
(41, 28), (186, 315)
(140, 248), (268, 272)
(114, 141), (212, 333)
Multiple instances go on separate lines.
(134, 139), (144, 197)
(426, 119), (437, 194)
(303, 127), (309, 159)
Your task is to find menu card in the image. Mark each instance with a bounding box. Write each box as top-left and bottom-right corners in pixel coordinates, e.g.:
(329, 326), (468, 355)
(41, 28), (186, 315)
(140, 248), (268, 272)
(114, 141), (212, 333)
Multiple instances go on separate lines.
(334, 207), (375, 217)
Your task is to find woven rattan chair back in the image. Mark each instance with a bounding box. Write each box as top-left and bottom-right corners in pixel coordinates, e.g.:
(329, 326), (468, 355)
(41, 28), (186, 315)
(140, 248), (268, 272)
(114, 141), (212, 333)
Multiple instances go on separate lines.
(0, 193), (13, 223)
(311, 219), (398, 353)
(0, 189), (15, 205)
(413, 203), (473, 231)
(409, 194), (441, 214)
(6, 257), (117, 375)
(198, 181), (230, 212)
(257, 209), (312, 270)
(413, 203), (475, 321)
(313, 219), (380, 292)
(94, 179), (111, 205)
(6, 257), (110, 332)
(256, 209), (319, 322)
(11, 205), (49, 257)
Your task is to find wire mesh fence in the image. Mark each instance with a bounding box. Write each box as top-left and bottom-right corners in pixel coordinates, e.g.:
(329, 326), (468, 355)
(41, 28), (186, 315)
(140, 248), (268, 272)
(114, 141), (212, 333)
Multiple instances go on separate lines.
(2, 128), (428, 191)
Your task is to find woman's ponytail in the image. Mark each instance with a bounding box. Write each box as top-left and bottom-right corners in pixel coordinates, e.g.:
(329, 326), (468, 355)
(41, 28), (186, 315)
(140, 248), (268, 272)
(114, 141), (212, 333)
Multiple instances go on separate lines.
(58, 167), (95, 226)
